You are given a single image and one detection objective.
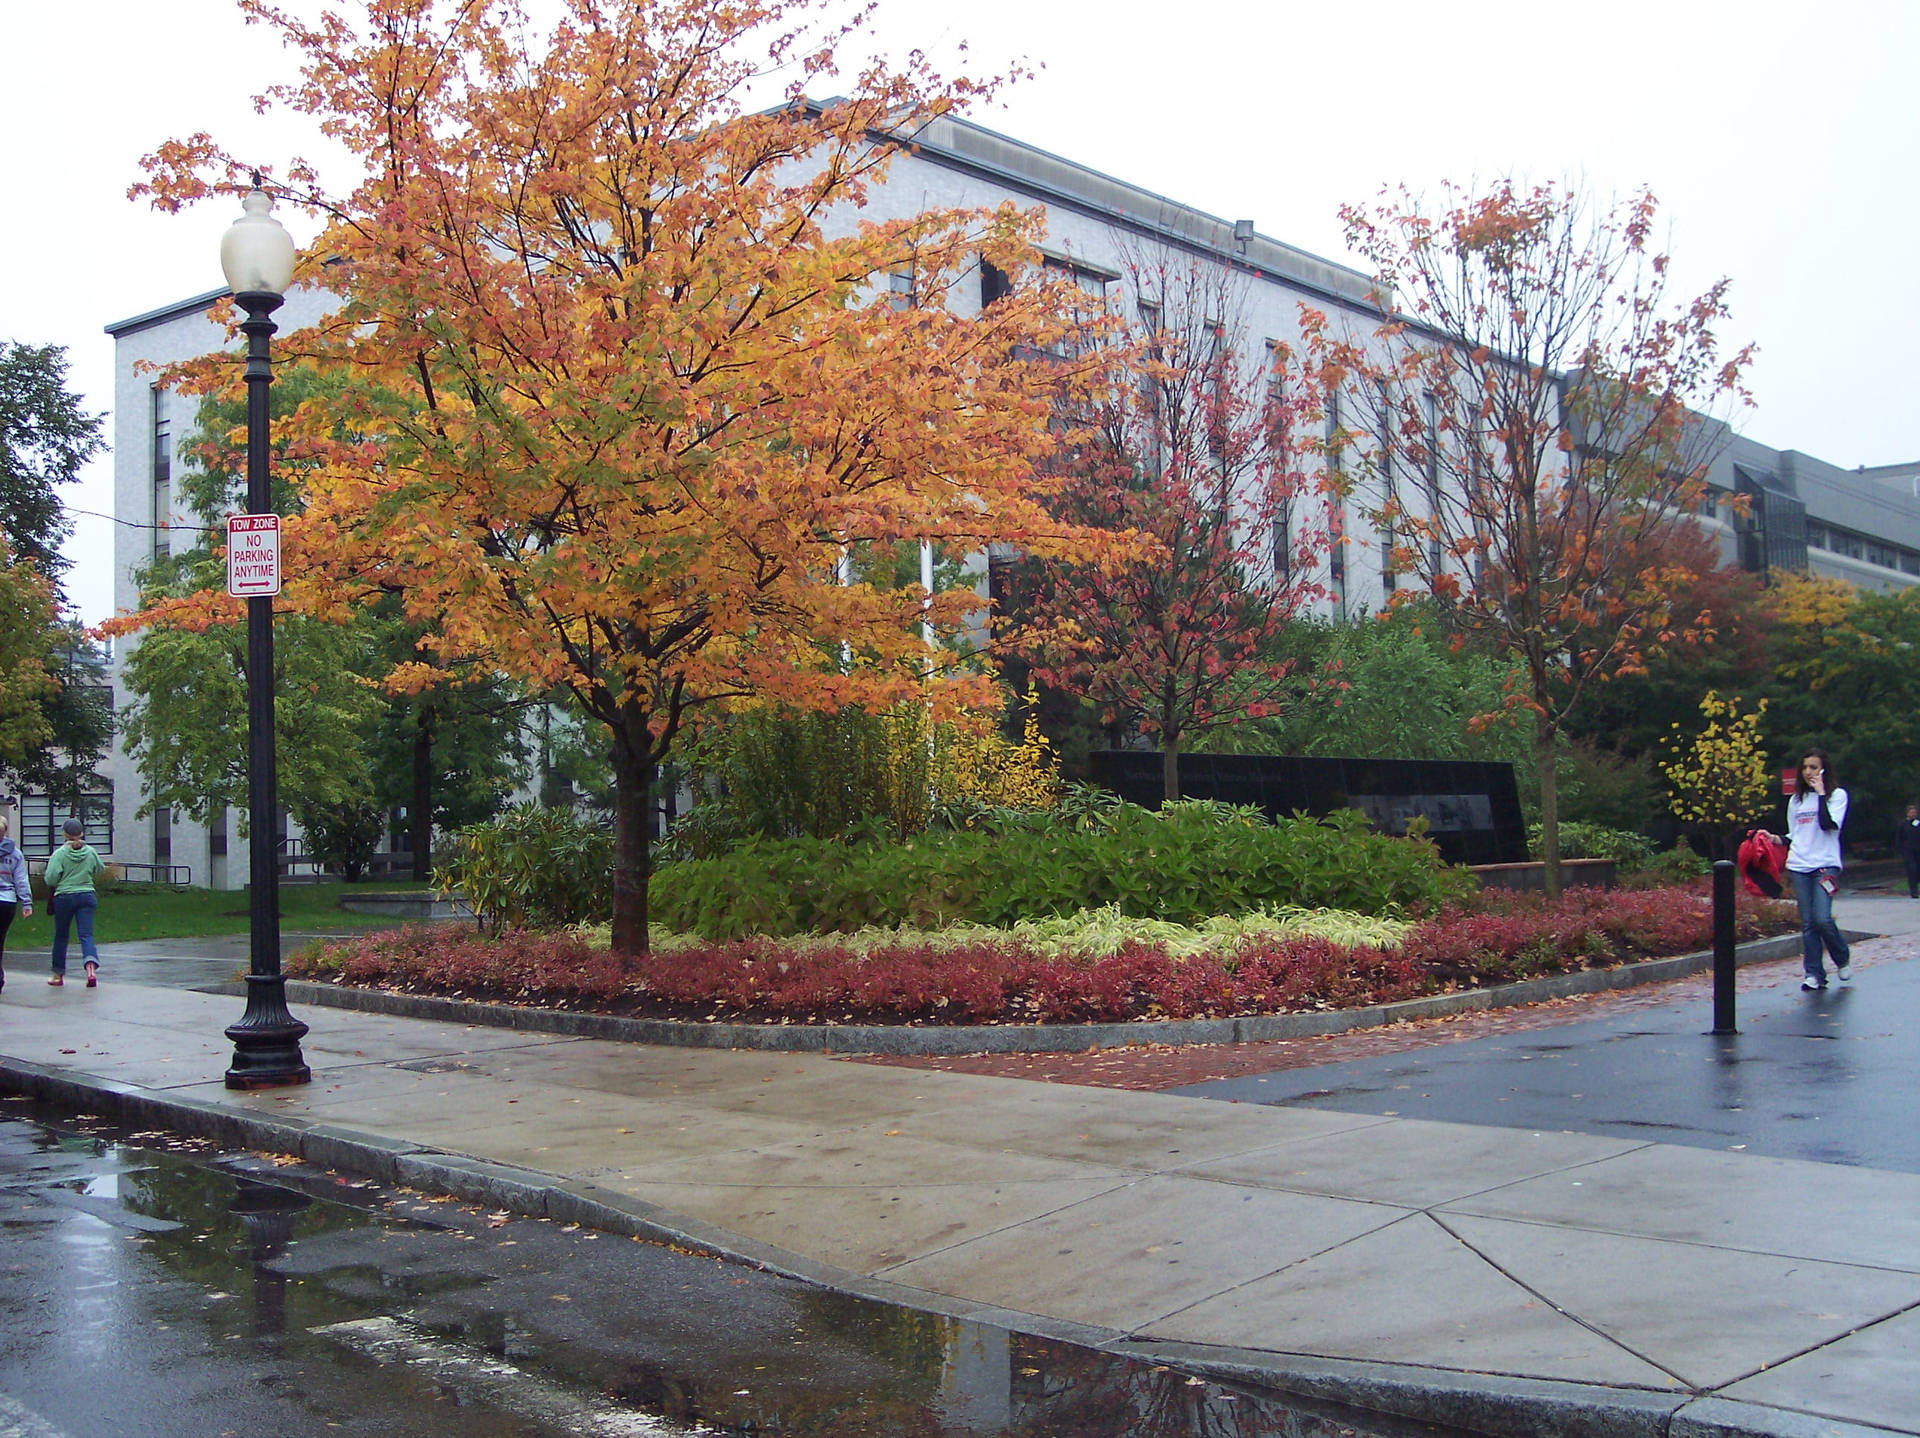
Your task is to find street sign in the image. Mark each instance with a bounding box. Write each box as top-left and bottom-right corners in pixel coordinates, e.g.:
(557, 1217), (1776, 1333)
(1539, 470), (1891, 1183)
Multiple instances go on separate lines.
(226, 514), (281, 597)
(1780, 766), (1798, 797)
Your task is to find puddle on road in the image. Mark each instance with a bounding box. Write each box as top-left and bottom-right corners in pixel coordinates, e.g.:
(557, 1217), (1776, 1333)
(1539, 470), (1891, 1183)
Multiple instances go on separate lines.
(1, 1100), (1470, 1438)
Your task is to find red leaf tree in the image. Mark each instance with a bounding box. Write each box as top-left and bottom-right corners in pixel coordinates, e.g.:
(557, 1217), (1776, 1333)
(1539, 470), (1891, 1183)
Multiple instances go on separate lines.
(1018, 253), (1325, 800)
(1303, 180), (1753, 893)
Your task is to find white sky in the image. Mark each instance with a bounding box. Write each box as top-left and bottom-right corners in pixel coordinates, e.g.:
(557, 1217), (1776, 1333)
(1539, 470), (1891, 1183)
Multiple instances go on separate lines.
(5, 0), (1916, 626)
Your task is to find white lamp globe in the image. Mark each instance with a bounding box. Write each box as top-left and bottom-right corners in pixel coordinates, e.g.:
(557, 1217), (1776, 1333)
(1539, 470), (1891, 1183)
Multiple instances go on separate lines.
(220, 180), (297, 298)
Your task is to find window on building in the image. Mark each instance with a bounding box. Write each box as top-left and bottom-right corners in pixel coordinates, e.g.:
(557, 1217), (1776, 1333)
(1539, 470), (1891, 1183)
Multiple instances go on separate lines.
(1043, 255), (1110, 302)
(1376, 382), (1397, 589)
(151, 386), (171, 562)
(978, 258), (1011, 309)
(18, 791), (112, 858)
(886, 262), (915, 311)
(1266, 343), (1292, 582)
(1327, 503), (1346, 616)
(1035, 256), (1111, 360)
(1204, 321), (1230, 464)
(153, 804), (172, 864)
(1324, 389), (1344, 480)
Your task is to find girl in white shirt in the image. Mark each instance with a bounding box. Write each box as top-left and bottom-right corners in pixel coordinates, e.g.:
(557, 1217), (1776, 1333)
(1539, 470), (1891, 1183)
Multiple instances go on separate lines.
(1784, 748), (1850, 990)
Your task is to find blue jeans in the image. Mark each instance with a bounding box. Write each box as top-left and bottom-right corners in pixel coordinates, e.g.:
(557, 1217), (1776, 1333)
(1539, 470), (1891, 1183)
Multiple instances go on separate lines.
(1789, 869), (1849, 982)
(50, 891), (98, 975)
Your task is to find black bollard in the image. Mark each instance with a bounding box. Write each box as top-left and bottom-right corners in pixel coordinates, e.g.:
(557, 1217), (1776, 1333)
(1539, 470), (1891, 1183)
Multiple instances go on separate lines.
(1712, 859), (1738, 1034)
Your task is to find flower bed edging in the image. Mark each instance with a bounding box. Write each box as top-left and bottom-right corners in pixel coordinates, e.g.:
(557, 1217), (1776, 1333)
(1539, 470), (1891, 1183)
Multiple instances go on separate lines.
(246, 930), (1814, 1057)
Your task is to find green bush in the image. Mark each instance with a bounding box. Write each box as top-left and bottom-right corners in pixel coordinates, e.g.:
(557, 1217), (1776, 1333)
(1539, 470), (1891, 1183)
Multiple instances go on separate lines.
(651, 803), (1477, 940)
(1530, 821), (1658, 870)
(436, 805), (612, 932)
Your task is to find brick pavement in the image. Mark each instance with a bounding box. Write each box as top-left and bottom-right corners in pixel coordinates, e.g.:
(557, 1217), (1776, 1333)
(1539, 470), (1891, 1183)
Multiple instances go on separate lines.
(854, 932), (1918, 1092)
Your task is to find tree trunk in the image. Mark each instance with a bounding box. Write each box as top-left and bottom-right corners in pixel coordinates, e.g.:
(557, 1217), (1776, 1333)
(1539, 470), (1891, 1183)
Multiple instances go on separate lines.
(610, 744), (653, 958)
(410, 706), (435, 882)
(1161, 738), (1181, 804)
(1535, 710), (1562, 900)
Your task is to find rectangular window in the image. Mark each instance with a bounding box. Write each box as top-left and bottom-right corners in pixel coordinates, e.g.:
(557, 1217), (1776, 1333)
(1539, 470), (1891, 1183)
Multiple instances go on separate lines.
(1328, 503), (1347, 616)
(1044, 255), (1110, 301)
(18, 791), (112, 858)
(978, 258), (1011, 309)
(1205, 322), (1229, 464)
(151, 386), (171, 562)
(153, 804), (172, 864)
(1266, 342), (1292, 582)
(1377, 382), (1396, 588)
(1422, 392), (1443, 573)
(1038, 256), (1111, 360)
(887, 262), (915, 311)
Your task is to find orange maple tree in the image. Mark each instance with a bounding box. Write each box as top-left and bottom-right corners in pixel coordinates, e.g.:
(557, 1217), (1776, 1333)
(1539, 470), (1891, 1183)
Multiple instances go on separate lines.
(1303, 180), (1753, 894)
(131, 0), (1121, 953)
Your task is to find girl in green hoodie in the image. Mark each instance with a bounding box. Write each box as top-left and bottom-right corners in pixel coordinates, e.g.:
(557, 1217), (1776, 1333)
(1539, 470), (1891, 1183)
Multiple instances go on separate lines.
(43, 818), (104, 987)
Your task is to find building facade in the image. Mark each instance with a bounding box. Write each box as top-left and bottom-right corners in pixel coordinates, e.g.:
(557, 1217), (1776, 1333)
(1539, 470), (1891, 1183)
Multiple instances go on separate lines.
(97, 114), (1920, 882)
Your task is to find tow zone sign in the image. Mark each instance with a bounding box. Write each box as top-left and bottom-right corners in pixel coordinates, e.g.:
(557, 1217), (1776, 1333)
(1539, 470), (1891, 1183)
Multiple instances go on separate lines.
(226, 514), (281, 597)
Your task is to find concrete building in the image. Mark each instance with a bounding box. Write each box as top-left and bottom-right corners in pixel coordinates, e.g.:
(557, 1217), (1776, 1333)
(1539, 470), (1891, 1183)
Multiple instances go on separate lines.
(91, 113), (1920, 881)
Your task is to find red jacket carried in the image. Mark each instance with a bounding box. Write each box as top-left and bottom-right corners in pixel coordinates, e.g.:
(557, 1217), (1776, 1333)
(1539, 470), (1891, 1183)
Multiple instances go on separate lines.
(1737, 828), (1787, 898)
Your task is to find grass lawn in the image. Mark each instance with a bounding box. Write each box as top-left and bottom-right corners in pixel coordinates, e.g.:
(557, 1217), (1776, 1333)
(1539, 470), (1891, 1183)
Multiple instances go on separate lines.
(7, 880), (437, 946)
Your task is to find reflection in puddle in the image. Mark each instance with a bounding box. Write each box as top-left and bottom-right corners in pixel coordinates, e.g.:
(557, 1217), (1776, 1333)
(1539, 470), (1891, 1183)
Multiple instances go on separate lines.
(0, 1107), (1466, 1437)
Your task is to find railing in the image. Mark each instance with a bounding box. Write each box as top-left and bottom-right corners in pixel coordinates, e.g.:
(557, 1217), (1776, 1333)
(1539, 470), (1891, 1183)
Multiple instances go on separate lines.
(278, 838), (420, 882)
(24, 858), (192, 886)
(111, 862), (194, 886)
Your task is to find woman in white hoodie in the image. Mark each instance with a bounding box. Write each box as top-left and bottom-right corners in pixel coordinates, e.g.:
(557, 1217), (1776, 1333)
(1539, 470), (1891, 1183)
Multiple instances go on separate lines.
(1785, 748), (1850, 991)
(0, 814), (34, 994)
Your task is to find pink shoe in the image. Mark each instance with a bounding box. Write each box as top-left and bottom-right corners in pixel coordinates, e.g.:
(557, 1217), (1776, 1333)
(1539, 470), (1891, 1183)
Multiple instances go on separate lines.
(84, 964), (97, 989)
(47, 975), (62, 987)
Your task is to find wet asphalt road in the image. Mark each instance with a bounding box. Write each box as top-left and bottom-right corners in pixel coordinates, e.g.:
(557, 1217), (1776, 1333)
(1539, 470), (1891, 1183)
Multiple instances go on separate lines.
(0, 1104), (1467, 1438)
(1173, 960), (1920, 1172)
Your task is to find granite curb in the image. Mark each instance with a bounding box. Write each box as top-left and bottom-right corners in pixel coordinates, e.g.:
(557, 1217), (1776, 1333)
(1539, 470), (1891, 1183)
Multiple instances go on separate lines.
(0, 1054), (1884, 1438)
(232, 931), (1815, 1056)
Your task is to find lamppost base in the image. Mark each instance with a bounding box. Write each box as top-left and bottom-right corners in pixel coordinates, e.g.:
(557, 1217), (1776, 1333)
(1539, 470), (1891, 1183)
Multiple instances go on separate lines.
(224, 974), (312, 1089)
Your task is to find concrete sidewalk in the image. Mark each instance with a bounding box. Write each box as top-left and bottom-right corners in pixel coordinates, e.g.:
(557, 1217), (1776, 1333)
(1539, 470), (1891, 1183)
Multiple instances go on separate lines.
(1, 908), (1917, 1437)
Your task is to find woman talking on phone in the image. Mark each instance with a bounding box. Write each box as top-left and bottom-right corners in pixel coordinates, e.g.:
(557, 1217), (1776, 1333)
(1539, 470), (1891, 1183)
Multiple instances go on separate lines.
(1785, 748), (1851, 991)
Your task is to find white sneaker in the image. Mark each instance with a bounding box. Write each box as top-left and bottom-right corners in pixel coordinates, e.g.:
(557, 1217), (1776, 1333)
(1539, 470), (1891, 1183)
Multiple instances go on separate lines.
(1802, 977), (1825, 991)
(1836, 964), (1853, 983)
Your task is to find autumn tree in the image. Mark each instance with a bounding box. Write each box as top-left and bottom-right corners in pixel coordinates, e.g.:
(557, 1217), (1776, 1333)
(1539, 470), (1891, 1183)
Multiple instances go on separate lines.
(1561, 521), (1773, 763)
(134, 0), (1119, 952)
(1660, 690), (1771, 859)
(1018, 252), (1323, 801)
(1305, 180), (1752, 893)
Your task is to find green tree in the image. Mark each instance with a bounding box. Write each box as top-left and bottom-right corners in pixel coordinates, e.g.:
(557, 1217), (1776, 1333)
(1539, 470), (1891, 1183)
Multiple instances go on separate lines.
(0, 341), (103, 581)
(117, 554), (385, 830)
(0, 341), (111, 801)
(0, 539), (59, 775)
(1759, 575), (1920, 846)
(371, 671), (526, 879)
(119, 376), (529, 876)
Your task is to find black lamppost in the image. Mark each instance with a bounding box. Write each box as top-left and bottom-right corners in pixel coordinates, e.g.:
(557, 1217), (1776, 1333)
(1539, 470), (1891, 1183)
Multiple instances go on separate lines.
(220, 177), (310, 1089)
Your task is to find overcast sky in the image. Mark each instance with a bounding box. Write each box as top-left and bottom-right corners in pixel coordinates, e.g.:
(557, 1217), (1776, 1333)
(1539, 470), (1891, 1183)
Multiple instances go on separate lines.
(5, 0), (1916, 626)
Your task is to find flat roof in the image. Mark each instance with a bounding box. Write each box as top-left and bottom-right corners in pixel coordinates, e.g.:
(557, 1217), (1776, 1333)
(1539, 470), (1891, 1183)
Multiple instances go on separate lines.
(104, 287), (227, 339)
